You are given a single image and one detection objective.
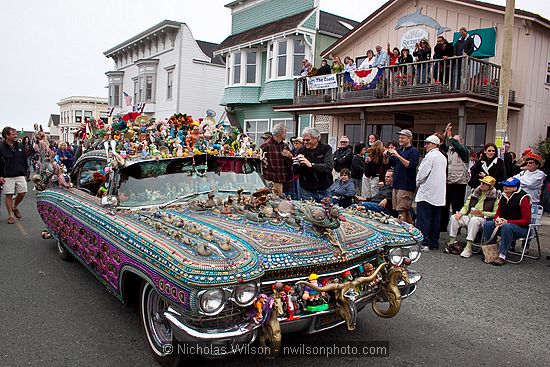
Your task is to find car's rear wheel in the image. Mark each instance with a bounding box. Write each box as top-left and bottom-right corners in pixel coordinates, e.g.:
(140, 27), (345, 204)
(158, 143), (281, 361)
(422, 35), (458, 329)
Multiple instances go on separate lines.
(56, 240), (73, 261)
(140, 282), (181, 366)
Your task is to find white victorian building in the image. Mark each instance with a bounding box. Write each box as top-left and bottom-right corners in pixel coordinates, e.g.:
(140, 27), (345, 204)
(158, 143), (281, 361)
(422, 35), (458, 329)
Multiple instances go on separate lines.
(57, 96), (108, 144)
(103, 20), (225, 121)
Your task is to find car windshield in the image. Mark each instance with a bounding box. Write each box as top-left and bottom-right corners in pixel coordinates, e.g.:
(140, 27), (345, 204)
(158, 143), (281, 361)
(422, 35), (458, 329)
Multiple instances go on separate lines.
(116, 156), (264, 208)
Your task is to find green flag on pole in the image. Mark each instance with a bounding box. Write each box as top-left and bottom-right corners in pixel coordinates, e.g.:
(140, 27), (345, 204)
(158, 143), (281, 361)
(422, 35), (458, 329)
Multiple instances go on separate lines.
(453, 27), (497, 58)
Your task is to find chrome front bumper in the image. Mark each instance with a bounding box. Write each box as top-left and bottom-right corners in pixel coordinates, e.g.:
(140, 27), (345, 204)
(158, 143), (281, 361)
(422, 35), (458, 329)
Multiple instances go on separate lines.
(163, 268), (421, 351)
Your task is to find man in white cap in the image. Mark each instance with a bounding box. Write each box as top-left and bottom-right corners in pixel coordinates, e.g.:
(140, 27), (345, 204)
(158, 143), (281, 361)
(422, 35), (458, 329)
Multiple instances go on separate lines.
(416, 135), (447, 252)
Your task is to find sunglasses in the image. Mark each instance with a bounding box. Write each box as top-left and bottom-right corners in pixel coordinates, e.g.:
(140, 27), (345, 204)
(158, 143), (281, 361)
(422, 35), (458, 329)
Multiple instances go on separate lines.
(486, 150), (496, 152)
(526, 161), (537, 165)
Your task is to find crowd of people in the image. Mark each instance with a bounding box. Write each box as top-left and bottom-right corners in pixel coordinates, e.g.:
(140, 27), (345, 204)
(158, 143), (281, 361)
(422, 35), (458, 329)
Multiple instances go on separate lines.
(301, 26), (475, 87)
(259, 122), (549, 266)
(0, 126), (78, 224)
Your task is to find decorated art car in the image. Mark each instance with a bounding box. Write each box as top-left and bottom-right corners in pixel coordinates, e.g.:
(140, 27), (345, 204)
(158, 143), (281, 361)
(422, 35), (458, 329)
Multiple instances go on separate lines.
(35, 115), (423, 364)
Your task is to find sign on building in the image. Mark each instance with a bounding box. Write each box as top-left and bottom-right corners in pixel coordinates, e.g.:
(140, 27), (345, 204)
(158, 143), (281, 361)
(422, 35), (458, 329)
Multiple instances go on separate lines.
(400, 28), (429, 51)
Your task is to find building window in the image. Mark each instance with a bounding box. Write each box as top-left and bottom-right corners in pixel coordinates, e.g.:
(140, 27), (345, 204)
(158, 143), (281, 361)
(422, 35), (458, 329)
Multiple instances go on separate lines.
(146, 76), (153, 101)
(133, 79), (138, 104)
(246, 52), (257, 83)
(546, 61), (550, 84)
(233, 52), (241, 84)
(293, 39), (305, 76)
(75, 110), (82, 124)
(244, 119), (269, 145)
(109, 84), (121, 107)
(466, 124), (487, 153)
(268, 44), (273, 79)
(277, 40), (287, 77)
(167, 70), (173, 100)
(139, 77), (144, 102)
(271, 118), (296, 142)
(84, 111), (92, 121)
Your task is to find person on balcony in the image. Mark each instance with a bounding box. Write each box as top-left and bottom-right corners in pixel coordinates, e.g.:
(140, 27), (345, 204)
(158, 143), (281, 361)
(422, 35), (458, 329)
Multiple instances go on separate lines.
(358, 50), (376, 69)
(387, 43), (400, 66)
(372, 44), (388, 68)
(343, 56), (356, 72)
(453, 27), (474, 90)
(317, 59), (332, 75)
(482, 178), (531, 266)
(397, 48), (413, 85)
(433, 36), (454, 84)
(331, 56), (345, 74)
(446, 175), (499, 258)
(468, 143), (506, 191)
(513, 153), (546, 205)
(413, 38), (431, 84)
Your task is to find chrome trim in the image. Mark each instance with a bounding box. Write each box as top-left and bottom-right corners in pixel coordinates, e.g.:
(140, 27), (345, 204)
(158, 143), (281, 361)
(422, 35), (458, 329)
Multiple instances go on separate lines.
(163, 307), (261, 340)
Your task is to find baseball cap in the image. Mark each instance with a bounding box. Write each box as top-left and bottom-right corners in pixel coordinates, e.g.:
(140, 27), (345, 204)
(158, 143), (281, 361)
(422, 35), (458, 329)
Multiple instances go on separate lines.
(499, 177), (521, 188)
(261, 132), (273, 140)
(480, 176), (496, 187)
(396, 129), (412, 138)
(291, 137), (303, 143)
(424, 135), (441, 145)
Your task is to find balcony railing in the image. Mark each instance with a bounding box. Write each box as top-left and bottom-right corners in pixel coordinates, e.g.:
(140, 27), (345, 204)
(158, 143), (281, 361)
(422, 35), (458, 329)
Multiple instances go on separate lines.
(294, 56), (515, 105)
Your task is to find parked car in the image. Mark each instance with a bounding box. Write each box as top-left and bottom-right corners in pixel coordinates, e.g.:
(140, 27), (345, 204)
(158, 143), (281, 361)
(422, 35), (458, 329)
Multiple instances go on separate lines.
(37, 149), (423, 364)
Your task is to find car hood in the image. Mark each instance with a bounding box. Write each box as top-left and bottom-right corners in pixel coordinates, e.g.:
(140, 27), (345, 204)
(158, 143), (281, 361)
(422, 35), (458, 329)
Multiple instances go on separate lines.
(119, 203), (422, 286)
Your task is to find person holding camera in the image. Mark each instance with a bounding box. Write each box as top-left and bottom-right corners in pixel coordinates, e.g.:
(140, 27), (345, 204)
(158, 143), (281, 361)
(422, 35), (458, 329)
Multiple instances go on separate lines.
(293, 127), (333, 202)
(384, 129), (419, 224)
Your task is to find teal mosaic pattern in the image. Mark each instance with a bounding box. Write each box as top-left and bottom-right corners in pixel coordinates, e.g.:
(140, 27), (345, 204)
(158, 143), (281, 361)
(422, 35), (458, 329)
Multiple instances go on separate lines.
(301, 13), (316, 30)
(232, 0), (314, 35)
(221, 86), (261, 105)
(259, 80), (295, 101)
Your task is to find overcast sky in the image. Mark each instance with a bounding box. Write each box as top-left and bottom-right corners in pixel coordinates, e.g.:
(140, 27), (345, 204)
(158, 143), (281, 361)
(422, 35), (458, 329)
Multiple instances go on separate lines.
(1, 0), (548, 131)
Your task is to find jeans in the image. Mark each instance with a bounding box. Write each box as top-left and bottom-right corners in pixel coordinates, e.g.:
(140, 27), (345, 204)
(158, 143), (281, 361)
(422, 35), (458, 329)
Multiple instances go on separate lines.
(361, 201), (391, 214)
(416, 201), (442, 248)
(482, 221), (529, 257)
(299, 185), (330, 203)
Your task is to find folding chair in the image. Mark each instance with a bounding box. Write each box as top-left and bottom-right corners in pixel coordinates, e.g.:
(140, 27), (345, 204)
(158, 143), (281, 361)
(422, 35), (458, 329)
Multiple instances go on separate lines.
(506, 205), (543, 264)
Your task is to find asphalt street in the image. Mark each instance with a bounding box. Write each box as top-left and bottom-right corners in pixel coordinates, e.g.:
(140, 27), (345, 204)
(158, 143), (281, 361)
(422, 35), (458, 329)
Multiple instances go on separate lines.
(1, 186), (549, 367)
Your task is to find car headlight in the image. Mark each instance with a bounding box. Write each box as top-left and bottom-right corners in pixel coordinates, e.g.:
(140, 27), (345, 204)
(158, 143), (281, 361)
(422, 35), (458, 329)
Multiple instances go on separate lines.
(388, 247), (405, 266)
(198, 289), (226, 315)
(233, 284), (257, 306)
(407, 244), (421, 262)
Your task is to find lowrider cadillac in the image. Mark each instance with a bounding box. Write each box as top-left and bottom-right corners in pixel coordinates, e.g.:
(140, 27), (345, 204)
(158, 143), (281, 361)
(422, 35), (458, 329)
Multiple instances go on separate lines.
(37, 146), (423, 363)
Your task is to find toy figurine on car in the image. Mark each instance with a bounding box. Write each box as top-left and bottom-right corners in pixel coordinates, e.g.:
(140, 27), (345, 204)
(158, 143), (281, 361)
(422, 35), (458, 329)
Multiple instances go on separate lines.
(35, 109), (424, 362)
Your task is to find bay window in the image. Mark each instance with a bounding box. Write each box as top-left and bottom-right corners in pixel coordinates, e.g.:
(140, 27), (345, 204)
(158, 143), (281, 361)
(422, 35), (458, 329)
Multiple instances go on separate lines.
(226, 50), (260, 86)
(267, 36), (309, 81)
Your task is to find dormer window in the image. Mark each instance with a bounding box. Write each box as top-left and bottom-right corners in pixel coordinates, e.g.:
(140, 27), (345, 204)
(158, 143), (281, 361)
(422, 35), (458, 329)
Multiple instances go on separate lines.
(267, 36), (309, 81)
(225, 49), (260, 86)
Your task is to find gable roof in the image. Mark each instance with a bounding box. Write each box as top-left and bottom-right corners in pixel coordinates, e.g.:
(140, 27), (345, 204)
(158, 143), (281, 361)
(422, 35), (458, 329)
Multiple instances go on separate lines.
(50, 114), (60, 126)
(214, 9), (359, 53)
(196, 40), (224, 65)
(319, 10), (359, 36)
(321, 0), (550, 57)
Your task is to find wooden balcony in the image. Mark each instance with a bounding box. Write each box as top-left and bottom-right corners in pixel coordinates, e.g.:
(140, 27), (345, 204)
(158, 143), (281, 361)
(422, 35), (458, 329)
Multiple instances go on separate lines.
(293, 56), (516, 106)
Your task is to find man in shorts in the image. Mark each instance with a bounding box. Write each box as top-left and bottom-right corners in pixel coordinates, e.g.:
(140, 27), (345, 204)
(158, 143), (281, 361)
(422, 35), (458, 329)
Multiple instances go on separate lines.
(0, 126), (28, 224)
(384, 129), (419, 224)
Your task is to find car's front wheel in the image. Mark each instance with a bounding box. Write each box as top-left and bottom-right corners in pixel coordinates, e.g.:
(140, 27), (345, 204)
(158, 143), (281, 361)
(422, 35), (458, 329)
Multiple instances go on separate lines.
(140, 282), (181, 366)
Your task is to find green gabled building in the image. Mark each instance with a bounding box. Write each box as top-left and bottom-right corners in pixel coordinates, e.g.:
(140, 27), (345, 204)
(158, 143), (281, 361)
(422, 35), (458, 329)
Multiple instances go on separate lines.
(213, 0), (357, 144)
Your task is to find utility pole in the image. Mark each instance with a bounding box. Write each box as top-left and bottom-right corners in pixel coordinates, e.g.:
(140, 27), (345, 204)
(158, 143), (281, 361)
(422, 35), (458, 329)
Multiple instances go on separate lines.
(495, 0), (515, 158)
